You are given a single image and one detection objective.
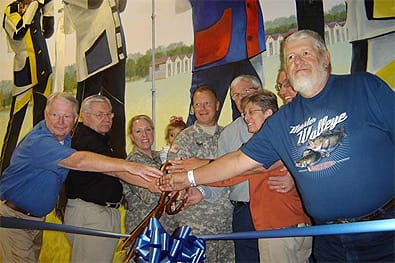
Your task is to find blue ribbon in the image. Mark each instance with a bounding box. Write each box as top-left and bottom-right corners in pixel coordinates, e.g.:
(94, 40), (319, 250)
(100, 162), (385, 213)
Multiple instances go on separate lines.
(0, 216), (129, 239)
(201, 218), (395, 240)
(1, 216), (394, 263)
(134, 218), (206, 263)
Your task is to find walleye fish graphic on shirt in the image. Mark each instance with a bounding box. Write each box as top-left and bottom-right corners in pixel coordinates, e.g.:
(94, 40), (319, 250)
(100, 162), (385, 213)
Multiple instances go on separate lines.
(295, 128), (347, 171)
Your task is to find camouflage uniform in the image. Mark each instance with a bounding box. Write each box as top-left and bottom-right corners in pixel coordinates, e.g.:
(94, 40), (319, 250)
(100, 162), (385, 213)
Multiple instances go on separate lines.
(168, 122), (235, 262)
(122, 149), (174, 234)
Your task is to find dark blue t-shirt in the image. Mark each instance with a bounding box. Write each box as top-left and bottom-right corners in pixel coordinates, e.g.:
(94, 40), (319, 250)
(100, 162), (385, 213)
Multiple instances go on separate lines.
(241, 73), (394, 221)
(0, 121), (75, 217)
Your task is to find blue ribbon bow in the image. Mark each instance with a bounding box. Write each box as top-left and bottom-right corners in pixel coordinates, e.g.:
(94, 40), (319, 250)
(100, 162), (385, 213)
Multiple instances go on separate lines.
(134, 218), (206, 263)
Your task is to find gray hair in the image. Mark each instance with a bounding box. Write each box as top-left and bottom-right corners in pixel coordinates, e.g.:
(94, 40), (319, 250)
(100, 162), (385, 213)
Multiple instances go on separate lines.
(283, 29), (331, 73)
(230, 75), (262, 90)
(80, 94), (112, 113)
(45, 92), (79, 116)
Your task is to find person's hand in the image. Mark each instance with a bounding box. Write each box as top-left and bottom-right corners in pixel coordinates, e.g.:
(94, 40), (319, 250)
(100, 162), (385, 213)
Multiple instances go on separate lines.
(157, 172), (189, 191)
(146, 180), (161, 193)
(181, 187), (203, 210)
(267, 166), (295, 193)
(166, 157), (209, 173)
(125, 162), (163, 181)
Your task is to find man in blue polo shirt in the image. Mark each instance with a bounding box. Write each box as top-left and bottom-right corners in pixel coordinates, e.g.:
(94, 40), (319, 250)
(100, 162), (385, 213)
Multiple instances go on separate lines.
(159, 30), (394, 262)
(0, 92), (163, 262)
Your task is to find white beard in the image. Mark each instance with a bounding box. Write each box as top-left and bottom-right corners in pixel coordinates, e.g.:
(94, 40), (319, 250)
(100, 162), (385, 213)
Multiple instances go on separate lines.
(293, 76), (316, 94)
(292, 62), (328, 96)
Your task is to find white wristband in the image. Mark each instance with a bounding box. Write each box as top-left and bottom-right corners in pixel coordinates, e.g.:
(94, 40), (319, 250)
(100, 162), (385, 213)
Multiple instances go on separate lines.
(187, 170), (196, 187)
(196, 186), (206, 198)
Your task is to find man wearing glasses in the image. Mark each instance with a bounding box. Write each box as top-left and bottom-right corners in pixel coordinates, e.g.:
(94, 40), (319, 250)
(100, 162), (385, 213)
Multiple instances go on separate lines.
(219, 75), (263, 262)
(220, 75), (294, 262)
(63, 0), (127, 159)
(275, 69), (297, 105)
(64, 95), (124, 262)
(167, 76), (295, 262)
(0, 93), (162, 262)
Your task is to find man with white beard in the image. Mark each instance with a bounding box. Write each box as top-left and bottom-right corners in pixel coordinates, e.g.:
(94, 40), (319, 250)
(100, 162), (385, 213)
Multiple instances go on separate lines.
(159, 29), (395, 262)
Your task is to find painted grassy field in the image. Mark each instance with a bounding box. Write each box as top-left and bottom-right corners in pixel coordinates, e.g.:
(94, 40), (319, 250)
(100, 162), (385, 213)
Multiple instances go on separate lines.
(0, 42), (351, 262)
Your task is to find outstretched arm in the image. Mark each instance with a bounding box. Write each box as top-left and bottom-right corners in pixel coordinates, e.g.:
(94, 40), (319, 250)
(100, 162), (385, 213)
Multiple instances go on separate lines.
(159, 150), (262, 191)
(166, 157), (210, 173)
(59, 151), (163, 184)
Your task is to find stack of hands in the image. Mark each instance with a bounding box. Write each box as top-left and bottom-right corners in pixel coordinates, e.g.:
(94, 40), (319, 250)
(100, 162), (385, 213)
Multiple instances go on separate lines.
(152, 158), (294, 211)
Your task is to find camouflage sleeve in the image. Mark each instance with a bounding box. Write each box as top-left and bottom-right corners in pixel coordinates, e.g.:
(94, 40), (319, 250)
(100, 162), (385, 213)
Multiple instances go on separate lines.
(167, 129), (194, 160)
(167, 128), (225, 202)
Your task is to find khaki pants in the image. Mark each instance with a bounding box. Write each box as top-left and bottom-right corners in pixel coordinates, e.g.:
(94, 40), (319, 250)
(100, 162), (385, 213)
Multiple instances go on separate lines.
(258, 223), (312, 263)
(64, 198), (121, 263)
(0, 201), (44, 263)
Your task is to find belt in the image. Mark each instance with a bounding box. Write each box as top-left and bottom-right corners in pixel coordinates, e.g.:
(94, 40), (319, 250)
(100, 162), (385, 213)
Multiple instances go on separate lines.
(3, 200), (39, 217)
(329, 198), (395, 224)
(103, 195), (126, 209)
(230, 200), (249, 206)
(287, 223), (310, 228)
(104, 201), (122, 209)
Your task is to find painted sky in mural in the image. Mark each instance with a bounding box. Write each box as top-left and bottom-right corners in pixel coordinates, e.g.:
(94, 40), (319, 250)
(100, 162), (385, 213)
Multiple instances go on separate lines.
(0, 0), (345, 80)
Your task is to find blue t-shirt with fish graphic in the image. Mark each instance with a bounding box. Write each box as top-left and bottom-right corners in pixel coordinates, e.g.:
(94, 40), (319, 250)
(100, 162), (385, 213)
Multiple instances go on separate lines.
(241, 73), (394, 221)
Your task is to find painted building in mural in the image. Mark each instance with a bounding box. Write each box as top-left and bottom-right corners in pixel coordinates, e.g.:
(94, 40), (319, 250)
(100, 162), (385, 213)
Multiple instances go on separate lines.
(264, 21), (347, 56)
(150, 21), (349, 80)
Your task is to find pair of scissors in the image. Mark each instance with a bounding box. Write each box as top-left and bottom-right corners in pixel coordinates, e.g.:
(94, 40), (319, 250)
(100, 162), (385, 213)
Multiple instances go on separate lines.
(121, 162), (186, 262)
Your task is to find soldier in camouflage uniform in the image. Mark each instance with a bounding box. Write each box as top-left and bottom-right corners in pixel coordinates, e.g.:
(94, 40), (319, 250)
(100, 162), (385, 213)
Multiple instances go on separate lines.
(168, 86), (235, 262)
(122, 115), (174, 235)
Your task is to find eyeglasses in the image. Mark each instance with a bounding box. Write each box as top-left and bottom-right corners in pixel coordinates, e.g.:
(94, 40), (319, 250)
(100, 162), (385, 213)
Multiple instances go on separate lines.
(193, 101), (214, 108)
(231, 87), (259, 101)
(88, 112), (114, 120)
(47, 112), (74, 122)
(275, 80), (291, 91)
(241, 108), (263, 118)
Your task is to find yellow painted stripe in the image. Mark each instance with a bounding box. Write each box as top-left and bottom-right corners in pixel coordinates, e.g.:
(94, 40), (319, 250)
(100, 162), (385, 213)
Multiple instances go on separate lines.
(14, 89), (32, 114)
(24, 28), (38, 86)
(44, 75), (52, 97)
(376, 60), (395, 89)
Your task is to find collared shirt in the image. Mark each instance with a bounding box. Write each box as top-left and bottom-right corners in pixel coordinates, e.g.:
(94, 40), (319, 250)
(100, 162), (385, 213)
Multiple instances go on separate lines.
(0, 121), (75, 217)
(65, 123), (122, 205)
(168, 122), (223, 160)
(218, 116), (253, 202)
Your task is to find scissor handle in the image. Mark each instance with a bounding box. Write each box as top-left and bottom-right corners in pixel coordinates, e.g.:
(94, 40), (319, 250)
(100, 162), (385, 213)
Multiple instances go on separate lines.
(165, 191), (186, 215)
(122, 162), (187, 262)
(121, 164), (170, 262)
(161, 162), (187, 215)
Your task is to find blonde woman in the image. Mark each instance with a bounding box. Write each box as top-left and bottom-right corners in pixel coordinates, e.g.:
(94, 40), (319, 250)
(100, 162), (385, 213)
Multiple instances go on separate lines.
(122, 115), (173, 234)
